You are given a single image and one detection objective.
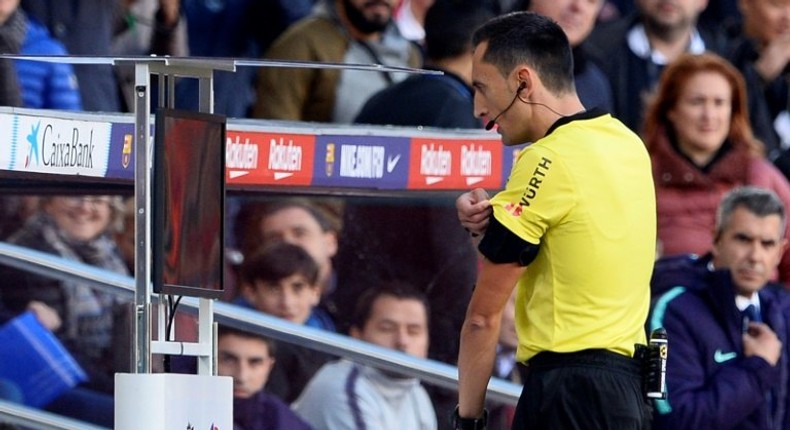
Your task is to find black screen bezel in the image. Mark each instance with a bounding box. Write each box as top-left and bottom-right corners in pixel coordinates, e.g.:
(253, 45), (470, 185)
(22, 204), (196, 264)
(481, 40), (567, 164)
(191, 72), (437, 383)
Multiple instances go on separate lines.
(152, 108), (226, 299)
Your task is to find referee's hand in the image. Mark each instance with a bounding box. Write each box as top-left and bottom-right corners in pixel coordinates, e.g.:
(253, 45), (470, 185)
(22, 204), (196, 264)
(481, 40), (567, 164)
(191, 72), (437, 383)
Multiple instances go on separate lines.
(457, 188), (491, 237)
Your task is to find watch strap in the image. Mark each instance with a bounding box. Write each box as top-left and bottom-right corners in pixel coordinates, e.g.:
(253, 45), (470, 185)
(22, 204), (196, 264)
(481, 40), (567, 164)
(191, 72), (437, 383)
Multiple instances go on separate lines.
(452, 406), (488, 430)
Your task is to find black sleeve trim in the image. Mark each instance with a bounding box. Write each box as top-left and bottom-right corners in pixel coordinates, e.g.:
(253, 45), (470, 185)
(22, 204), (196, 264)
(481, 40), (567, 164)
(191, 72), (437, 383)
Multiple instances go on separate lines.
(478, 216), (539, 266)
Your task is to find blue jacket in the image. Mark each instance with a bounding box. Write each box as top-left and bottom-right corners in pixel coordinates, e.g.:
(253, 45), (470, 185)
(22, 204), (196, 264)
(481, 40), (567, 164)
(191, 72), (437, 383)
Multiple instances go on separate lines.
(21, 0), (119, 112)
(650, 254), (790, 430)
(234, 389), (312, 430)
(17, 18), (81, 110)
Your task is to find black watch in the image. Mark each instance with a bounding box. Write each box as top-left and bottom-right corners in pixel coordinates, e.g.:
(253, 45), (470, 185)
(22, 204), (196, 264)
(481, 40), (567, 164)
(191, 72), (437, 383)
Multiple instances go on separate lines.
(452, 406), (488, 430)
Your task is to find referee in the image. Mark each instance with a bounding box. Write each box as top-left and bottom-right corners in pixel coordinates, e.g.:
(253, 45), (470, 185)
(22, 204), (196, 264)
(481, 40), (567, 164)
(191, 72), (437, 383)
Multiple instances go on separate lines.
(453, 12), (656, 430)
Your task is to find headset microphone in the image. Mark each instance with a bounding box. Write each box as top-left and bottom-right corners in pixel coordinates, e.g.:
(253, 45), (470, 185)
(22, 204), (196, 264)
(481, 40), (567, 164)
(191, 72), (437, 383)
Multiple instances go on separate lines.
(485, 81), (527, 131)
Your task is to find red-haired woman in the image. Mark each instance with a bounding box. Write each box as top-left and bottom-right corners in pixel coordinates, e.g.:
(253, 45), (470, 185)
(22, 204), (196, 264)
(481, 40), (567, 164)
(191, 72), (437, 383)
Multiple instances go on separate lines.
(643, 52), (790, 284)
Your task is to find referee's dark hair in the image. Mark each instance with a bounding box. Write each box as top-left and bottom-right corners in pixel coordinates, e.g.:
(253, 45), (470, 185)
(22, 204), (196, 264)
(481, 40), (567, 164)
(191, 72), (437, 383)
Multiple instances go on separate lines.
(472, 11), (575, 95)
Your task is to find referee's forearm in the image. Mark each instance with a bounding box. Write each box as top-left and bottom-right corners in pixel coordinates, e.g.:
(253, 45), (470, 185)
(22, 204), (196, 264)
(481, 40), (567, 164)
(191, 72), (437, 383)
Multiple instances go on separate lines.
(458, 259), (525, 417)
(457, 314), (500, 418)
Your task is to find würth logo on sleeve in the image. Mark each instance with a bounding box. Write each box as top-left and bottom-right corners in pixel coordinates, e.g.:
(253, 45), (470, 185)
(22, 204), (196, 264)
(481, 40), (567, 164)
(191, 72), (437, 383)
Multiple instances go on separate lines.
(519, 156), (551, 207)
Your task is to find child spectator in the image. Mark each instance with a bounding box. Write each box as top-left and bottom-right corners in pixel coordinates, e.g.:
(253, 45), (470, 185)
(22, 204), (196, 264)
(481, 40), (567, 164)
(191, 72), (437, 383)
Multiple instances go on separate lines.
(217, 326), (312, 430)
(238, 241), (333, 331)
(235, 241), (335, 403)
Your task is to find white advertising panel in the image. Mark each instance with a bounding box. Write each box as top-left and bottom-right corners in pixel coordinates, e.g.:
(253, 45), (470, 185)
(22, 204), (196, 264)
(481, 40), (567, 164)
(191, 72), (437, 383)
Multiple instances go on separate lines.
(0, 112), (15, 170)
(9, 114), (111, 177)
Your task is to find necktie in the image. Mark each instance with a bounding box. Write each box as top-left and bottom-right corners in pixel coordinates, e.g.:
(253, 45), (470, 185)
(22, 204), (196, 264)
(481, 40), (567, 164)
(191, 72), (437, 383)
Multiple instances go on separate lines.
(742, 304), (775, 419)
(742, 304), (762, 332)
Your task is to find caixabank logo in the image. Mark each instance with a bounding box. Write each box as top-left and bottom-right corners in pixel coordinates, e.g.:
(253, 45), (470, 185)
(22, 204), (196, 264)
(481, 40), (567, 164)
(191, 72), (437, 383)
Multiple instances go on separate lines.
(12, 116), (111, 177)
(225, 130), (314, 186)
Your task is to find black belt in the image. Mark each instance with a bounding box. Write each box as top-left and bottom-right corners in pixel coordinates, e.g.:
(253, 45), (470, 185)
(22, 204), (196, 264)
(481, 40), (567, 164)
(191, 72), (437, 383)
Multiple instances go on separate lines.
(527, 349), (641, 376)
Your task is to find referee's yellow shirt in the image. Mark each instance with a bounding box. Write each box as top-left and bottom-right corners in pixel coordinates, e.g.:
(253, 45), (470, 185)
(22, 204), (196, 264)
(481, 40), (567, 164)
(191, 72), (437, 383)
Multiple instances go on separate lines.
(490, 112), (656, 362)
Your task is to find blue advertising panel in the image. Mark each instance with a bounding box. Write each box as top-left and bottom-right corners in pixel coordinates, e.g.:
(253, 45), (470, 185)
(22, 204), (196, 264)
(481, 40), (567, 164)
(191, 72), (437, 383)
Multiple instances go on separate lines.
(107, 123), (135, 180)
(313, 135), (411, 189)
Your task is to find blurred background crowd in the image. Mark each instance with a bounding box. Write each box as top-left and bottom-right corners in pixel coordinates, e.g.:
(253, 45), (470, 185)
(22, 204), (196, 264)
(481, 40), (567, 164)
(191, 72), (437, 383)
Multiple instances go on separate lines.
(2, 0), (790, 429)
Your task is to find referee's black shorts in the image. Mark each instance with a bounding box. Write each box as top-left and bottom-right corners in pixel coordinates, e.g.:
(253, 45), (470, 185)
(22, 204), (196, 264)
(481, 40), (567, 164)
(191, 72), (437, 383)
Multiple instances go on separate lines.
(511, 349), (651, 430)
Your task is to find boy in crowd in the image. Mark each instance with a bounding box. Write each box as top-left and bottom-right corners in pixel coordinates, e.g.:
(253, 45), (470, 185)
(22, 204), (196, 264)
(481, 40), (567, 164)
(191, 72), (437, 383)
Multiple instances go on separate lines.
(238, 242), (331, 330)
(217, 326), (312, 430)
(236, 242), (334, 402)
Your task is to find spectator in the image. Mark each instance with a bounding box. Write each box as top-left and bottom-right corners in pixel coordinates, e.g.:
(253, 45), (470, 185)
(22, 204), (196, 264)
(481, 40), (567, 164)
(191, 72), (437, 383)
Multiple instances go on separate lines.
(394, 0), (433, 44)
(20, 0), (122, 112)
(0, 0), (81, 110)
(0, 196), (130, 392)
(642, 52), (790, 284)
(599, 0), (633, 22)
(334, 197), (477, 428)
(700, 0), (740, 33)
(293, 282), (437, 430)
(253, 0), (423, 123)
(249, 0), (318, 54)
(174, 0), (316, 117)
(345, 0), (488, 363)
(0, 196), (38, 241)
(238, 242), (333, 331)
(727, 0), (790, 177)
(650, 186), (790, 429)
(0, 0), (22, 107)
(526, 0), (614, 111)
(235, 241), (334, 403)
(0, 196), (130, 426)
(216, 326), (312, 430)
(236, 198), (342, 323)
(355, 0), (492, 128)
(112, 0), (184, 57)
(586, 0), (728, 133)
(112, 0), (187, 111)
(349, 5), (493, 424)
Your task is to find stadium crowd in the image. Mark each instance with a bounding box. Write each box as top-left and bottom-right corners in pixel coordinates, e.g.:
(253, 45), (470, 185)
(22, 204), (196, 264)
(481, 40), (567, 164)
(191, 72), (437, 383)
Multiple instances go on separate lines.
(4, 0), (790, 429)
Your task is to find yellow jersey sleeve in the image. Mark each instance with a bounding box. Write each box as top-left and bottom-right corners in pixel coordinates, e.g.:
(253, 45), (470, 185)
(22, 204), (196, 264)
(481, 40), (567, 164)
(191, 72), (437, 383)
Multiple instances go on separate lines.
(490, 144), (575, 245)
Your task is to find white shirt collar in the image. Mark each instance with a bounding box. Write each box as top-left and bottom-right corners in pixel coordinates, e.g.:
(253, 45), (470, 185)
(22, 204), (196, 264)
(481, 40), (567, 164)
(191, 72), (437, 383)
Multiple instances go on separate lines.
(735, 294), (760, 312)
(626, 23), (706, 65)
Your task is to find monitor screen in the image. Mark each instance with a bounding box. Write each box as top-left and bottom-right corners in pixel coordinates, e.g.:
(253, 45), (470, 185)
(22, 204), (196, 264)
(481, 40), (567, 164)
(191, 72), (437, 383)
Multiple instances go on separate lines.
(153, 108), (226, 298)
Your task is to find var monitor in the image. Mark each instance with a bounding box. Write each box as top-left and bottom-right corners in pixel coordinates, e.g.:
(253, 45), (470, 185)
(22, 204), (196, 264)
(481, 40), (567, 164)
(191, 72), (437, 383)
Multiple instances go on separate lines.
(153, 108), (226, 298)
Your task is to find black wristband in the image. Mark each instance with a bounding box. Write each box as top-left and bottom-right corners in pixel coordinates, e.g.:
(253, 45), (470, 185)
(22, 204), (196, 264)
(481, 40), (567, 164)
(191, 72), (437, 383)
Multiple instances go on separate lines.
(452, 406), (488, 430)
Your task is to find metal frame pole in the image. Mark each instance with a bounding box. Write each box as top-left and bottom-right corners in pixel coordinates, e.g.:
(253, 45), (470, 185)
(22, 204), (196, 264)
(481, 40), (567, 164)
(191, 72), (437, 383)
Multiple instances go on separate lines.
(133, 62), (152, 374)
